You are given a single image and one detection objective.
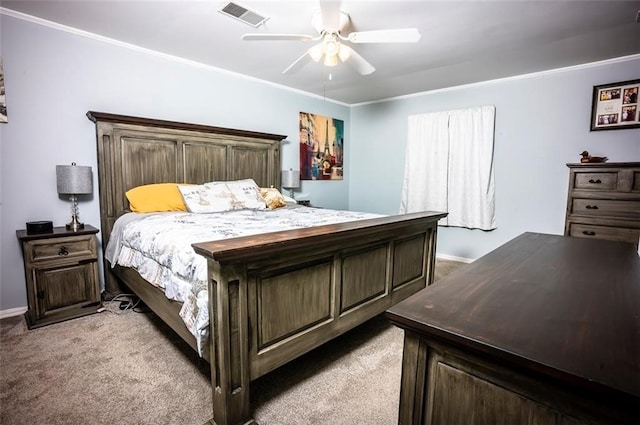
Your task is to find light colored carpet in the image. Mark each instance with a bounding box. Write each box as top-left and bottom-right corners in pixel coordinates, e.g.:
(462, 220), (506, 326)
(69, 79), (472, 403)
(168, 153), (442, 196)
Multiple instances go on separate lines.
(0, 259), (466, 425)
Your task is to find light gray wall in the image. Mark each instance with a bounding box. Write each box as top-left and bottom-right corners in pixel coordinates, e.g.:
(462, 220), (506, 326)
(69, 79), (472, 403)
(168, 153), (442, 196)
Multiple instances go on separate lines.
(0, 14), (349, 311)
(2, 12), (638, 312)
(349, 57), (640, 260)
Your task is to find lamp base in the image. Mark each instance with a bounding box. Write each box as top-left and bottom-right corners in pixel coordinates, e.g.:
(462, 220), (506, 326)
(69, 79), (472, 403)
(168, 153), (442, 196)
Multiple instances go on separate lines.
(66, 215), (85, 231)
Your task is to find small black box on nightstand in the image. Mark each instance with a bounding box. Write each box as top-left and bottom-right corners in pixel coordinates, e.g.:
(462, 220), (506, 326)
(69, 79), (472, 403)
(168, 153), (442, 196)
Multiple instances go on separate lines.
(26, 220), (53, 234)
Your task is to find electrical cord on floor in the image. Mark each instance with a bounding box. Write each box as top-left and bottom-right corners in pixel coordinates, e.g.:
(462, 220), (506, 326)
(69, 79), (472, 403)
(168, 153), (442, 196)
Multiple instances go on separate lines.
(103, 293), (143, 314)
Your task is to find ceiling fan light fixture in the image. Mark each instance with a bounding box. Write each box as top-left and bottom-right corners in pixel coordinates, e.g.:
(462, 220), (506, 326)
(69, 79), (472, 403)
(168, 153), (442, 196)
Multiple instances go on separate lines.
(308, 44), (324, 62)
(319, 33), (340, 67)
(323, 53), (338, 67)
(245, 5), (415, 76)
(324, 39), (339, 56)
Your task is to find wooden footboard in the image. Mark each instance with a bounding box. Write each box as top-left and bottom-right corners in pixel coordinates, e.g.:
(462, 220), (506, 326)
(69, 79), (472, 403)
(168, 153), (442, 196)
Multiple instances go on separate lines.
(193, 211), (445, 425)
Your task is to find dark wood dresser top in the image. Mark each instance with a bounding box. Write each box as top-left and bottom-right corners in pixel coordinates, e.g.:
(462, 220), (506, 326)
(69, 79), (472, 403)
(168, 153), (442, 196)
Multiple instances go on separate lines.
(386, 232), (640, 400)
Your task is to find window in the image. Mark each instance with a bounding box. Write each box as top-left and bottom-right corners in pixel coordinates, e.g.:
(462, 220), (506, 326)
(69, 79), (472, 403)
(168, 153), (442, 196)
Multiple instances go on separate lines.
(400, 106), (496, 230)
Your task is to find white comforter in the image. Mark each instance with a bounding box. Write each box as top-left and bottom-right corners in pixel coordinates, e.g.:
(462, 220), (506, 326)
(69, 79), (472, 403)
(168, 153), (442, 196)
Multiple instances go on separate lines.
(105, 205), (382, 355)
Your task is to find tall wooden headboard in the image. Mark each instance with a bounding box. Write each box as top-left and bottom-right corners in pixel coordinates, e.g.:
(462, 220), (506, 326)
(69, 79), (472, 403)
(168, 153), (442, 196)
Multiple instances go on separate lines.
(87, 111), (286, 294)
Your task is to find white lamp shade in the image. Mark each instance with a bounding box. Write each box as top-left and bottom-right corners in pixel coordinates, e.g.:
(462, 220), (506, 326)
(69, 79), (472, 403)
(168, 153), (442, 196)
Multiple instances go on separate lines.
(56, 163), (93, 195)
(281, 169), (300, 189)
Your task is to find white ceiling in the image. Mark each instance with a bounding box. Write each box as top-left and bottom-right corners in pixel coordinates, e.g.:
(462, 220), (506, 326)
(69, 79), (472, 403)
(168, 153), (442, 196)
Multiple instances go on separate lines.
(3, 0), (640, 104)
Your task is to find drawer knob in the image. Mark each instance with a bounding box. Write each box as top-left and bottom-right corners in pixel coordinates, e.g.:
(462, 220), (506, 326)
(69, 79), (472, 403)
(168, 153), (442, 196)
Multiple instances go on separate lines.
(585, 205), (599, 210)
(588, 179), (602, 184)
(58, 246), (69, 256)
(582, 230), (596, 236)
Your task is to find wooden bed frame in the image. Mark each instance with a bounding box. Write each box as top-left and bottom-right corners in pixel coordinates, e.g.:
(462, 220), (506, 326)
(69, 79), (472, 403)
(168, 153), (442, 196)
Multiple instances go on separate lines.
(87, 111), (446, 425)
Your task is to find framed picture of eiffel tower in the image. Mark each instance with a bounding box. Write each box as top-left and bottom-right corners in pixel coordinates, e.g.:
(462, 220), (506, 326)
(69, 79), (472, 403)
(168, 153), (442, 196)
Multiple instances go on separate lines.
(299, 112), (344, 180)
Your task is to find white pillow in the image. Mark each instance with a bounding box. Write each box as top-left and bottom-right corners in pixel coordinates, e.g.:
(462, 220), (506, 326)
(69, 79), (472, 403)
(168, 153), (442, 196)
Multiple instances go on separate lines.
(178, 179), (266, 213)
(281, 194), (297, 204)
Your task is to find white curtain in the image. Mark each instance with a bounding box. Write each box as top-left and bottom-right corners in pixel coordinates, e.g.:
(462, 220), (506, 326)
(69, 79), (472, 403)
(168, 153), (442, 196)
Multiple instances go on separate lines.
(400, 105), (496, 230)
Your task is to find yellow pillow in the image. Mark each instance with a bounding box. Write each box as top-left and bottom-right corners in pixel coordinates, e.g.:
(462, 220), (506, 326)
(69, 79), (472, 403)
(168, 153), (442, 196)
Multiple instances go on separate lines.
(260, 187), (287, 209)
(126, 183), (189, 213)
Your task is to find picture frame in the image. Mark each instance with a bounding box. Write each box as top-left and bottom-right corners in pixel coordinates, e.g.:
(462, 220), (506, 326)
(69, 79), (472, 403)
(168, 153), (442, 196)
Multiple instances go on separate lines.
(590, 79), (639, 131)
(299, 112), (344, 181)
(0, 58), (7, 124)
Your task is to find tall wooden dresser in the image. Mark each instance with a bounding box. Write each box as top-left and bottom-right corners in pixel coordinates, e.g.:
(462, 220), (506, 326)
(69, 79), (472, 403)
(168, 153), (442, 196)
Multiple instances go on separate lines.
(564, 162), (640, 246)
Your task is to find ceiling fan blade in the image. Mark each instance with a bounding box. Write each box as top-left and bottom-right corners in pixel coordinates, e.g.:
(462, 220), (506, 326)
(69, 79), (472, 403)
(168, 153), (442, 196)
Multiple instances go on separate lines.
(242, 33), (315, 41)
(338, 44), (375, 75)
(319, 0), (342, 31)
(283, 49), (315, 74)
(347, 28), (421, 43)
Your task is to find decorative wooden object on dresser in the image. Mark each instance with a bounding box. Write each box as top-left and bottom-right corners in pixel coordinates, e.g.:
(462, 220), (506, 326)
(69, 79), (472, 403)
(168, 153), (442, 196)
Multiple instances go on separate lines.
(16, 225), (101, 329)
(564, 162), (640, 246)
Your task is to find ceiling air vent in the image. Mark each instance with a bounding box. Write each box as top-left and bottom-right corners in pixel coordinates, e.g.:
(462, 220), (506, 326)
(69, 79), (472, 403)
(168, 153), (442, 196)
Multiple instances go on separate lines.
(219, 2), (268, 28)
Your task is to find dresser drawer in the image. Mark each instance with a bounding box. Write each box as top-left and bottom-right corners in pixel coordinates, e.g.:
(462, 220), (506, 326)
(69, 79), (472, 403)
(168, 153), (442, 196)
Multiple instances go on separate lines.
(571, 198), (640, 219)
(26, 235), (96, 263)
(573, 172), (618, 190)
(567, 223), (640, 245)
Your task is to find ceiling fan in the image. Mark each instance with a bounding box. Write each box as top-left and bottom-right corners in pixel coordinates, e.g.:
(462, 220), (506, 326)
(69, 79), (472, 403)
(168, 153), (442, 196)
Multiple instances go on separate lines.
(241, 1), (421, 75)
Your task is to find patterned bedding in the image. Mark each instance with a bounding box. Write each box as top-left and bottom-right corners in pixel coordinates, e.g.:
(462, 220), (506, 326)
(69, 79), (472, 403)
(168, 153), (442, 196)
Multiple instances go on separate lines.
(105, 205), (383, 355)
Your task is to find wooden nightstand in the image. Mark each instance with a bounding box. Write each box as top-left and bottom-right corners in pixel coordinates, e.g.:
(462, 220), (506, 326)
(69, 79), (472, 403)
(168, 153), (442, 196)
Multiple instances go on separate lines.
(16, 225), (101, 329)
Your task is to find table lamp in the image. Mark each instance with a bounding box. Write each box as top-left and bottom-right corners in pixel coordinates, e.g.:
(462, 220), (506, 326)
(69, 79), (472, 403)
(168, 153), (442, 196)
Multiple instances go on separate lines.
(281, 168), (300, 198)
(56, 162), (93, 231)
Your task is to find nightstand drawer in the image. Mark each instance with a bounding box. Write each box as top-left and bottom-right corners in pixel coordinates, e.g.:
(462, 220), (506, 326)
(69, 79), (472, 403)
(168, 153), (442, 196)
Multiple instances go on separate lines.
(26, 235), (96, 263)
(571, 198), (640, 219)
(573, 172), (618, 190)
(567, 223), (640, 244)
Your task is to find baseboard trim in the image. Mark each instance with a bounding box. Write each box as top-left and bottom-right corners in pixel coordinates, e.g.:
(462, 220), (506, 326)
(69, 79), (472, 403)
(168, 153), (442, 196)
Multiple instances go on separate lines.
(436, 253), (474, 264)
(0, 306), (27, 319)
